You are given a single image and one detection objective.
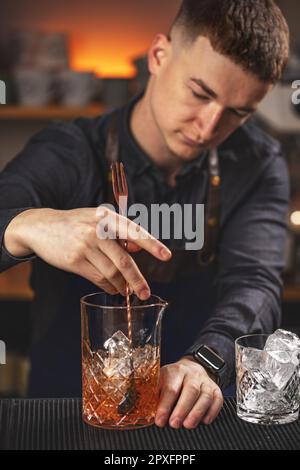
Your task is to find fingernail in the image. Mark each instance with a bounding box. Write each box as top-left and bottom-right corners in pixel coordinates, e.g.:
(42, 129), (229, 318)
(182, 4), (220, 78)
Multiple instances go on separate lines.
(140, 289), (150, 300)
(185, 418), (198, 428)
(160, 248), (171, 259)
(170, 418), (181, 428)
(156, 414), (167, 426)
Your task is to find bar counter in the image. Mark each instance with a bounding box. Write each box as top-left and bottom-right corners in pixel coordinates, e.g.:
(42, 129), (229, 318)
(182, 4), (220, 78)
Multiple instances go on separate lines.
(0, 397), (299, 450)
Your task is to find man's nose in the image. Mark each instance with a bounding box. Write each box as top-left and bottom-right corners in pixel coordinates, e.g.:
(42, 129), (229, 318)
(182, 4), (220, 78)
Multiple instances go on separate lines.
(195, 105), (224, 142)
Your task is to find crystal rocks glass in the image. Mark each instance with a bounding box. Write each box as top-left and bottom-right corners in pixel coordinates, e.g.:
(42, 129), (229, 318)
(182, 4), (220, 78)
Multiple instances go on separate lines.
(235, 331), (300, 425)
(80, 292), (168, 429)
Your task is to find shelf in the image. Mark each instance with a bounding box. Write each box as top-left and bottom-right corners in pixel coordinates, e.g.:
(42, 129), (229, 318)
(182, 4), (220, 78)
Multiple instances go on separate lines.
(0, 104), (105, 120)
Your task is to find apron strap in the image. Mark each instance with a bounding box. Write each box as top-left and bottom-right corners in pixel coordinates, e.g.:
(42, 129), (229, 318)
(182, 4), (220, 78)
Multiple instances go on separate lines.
(198, 148), (221, 265)
(104, 110), (221, 266)
(104, 111), (120, 204)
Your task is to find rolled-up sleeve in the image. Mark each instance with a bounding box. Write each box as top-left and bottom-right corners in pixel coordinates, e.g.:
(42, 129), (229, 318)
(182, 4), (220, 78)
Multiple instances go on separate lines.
(185, 150), (290, 387)
(0, 123), (86, 272)
(0, 208), (37, 271)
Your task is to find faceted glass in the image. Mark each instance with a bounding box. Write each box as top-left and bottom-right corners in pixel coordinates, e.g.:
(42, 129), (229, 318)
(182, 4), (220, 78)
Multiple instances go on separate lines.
(235, 332), (300, 425)
(80, 292), (168, 430)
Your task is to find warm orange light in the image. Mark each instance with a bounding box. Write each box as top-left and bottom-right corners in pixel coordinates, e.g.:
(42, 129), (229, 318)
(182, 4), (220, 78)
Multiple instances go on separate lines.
(71, 54), (136, 78)
(69, 34), (149, 78)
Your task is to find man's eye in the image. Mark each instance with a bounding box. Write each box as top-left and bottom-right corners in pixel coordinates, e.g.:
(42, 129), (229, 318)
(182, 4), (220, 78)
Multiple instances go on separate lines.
(231, 109), (249, 118)
(191, 90), (210, 101)
(234, 111), (248, 119)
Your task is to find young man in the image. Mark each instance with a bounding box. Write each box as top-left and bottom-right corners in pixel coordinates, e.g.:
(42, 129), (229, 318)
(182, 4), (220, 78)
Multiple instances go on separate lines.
(0, 0), (289, 429)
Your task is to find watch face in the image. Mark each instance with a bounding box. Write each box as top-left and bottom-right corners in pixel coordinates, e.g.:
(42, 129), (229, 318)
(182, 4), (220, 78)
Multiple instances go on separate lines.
(195, 345), (225, 371)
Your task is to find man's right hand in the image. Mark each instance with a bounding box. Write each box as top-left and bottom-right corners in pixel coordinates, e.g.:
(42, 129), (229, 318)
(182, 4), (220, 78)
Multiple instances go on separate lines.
(3, 207), (172, 299)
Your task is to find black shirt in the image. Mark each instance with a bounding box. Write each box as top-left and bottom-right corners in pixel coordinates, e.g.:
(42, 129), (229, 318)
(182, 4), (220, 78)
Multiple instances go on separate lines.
(0, 95), (289, 396)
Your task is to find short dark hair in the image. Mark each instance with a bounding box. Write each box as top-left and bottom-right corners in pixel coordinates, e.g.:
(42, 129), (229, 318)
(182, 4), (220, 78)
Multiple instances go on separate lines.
(171, 0), (289, 83)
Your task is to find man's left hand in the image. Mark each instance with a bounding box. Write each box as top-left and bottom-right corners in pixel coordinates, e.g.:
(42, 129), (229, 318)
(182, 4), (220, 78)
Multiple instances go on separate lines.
(155, 356), (224, 429)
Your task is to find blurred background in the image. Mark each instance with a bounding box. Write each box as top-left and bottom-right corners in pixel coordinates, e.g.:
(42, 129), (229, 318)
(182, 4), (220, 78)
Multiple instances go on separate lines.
(0, 0), (300, 397)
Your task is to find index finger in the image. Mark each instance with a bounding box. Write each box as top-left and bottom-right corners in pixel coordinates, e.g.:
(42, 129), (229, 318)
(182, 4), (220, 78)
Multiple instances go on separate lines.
(96, 207), (172, 261)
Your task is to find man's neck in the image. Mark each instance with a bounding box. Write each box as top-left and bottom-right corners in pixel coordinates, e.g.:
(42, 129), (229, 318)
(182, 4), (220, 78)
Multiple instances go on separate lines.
(130, 90), (184, 185)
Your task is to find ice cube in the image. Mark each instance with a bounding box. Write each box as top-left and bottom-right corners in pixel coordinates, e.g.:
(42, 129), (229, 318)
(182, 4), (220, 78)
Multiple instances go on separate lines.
(240, 366), (276, 392)
(267, 349), (293, 363)
(103, 358), (117, 378)
(104, 330), (130, 358)
(243, 387), (290, 414)
(240, 347), (266, 370)
(239, 370), (291, 413)
(264, 329), (300, 387)
(264, 350), (297, 390)
(240, 344), (298, 391)
(265, 329), (300, 353)
(238, 370), (267, 405)
(102, 356), (132, 378)
(117, 359), (133, 378)
(103, 330), (133, 378)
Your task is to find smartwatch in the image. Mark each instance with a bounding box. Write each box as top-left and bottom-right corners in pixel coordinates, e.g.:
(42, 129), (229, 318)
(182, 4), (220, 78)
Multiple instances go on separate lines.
(191, 344), (227, 389)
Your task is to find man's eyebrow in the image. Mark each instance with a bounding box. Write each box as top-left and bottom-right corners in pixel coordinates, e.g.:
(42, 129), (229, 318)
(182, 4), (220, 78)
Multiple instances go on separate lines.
(191, 77), (255, 114)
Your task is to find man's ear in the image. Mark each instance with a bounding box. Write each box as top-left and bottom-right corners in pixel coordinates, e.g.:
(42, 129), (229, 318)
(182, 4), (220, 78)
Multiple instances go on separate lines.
(147, 34), (171, 76)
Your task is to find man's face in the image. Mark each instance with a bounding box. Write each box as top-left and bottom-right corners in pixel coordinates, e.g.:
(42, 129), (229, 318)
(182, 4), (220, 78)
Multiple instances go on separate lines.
(148, 35), (272, 160)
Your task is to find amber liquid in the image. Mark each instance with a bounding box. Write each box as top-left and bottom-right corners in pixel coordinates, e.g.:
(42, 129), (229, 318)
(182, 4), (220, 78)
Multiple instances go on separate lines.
(82, 352), (160, 429)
